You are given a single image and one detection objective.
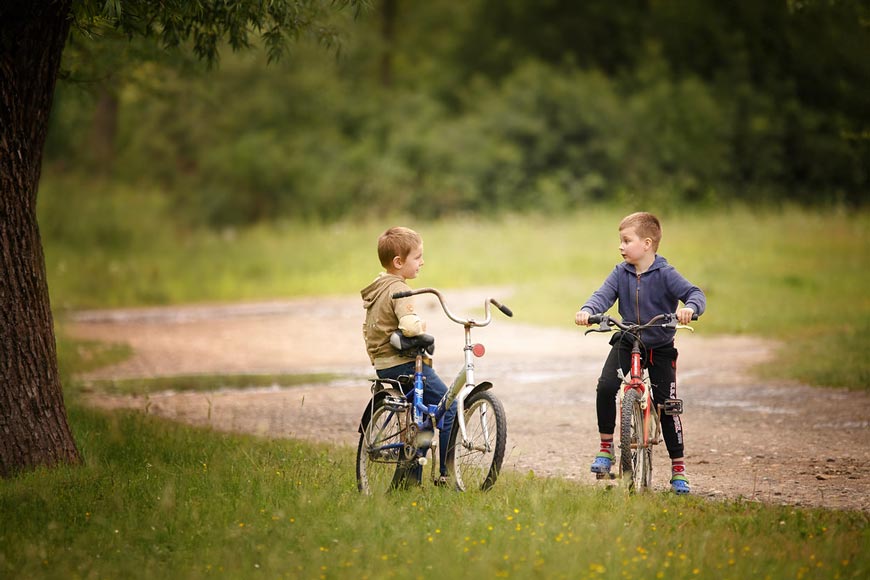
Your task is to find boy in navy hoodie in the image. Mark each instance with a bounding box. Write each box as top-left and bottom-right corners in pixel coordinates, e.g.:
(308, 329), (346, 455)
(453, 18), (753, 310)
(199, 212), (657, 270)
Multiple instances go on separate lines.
(575, 212), (706, 494)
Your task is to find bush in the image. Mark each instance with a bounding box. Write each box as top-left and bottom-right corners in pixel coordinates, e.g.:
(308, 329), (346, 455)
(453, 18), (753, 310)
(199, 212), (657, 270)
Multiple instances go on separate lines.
(45, 32), (867, 225)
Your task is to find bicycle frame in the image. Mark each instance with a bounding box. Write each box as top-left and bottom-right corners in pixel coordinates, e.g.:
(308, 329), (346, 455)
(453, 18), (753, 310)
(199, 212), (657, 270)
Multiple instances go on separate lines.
(402, 288), (511, 466)
(615, 335), (661, 457)
(586, 312), (694, 489)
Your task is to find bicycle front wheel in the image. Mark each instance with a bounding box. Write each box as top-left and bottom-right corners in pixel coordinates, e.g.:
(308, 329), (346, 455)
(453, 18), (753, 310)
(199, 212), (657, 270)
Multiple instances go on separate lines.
(356, 393), (415, 494)
(447, 390), (507, 492)
(619, 389), (652, 493)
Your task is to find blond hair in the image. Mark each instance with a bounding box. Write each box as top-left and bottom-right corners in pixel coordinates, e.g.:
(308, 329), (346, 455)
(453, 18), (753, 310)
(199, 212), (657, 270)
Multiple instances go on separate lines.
(619, 212), (662, 252)
(377, 226), (422, 268)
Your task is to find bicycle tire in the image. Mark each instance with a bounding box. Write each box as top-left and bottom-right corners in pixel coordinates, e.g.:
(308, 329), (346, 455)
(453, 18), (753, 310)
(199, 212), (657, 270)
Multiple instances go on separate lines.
(446, 390), (507, 492)
(356, 393), (417, 494)
(619, 389), (651, 493)
(642, 410), (660, 490)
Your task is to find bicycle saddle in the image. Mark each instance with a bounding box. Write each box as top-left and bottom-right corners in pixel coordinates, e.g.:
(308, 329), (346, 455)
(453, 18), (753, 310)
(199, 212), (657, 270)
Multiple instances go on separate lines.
(390, 331), (435, 356)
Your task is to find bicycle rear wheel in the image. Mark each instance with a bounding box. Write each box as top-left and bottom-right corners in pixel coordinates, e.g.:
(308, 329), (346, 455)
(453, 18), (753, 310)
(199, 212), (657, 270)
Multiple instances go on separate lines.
(619, 389), (652, 492)
(357, 393), (416, 494)
(447, 390), (507, 491)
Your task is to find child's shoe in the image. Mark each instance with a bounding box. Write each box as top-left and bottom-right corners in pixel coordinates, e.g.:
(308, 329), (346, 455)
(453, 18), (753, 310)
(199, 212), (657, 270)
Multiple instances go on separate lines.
(670, 474), (690, 495)
(590, 452), (613, 474)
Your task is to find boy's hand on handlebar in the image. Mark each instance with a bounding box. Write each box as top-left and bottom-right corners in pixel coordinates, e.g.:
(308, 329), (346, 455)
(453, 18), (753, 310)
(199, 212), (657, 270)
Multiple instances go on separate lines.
(676, 308), (695, 325)
(575, 310), (592, 326)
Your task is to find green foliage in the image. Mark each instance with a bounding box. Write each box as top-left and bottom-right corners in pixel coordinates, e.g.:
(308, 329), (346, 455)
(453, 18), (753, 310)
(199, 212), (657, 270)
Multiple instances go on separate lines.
(1, 404), (867, 578)
(47, 0), (868, 226)
(90, 57), (781, 221)
(452, 0), (869, 201)
(454, 0), (647, 77)
(71, 0), (367, 65)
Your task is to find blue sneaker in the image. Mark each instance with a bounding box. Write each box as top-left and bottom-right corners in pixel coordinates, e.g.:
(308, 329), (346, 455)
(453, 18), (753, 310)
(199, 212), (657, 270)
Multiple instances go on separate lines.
(590, 452), (613, 474)
(670, 475), (690, 495)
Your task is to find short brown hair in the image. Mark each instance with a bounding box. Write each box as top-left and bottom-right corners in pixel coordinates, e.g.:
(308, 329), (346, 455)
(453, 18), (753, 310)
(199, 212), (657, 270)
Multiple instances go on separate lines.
(619, 212), (662, 251)
(377, 226), (422, 268)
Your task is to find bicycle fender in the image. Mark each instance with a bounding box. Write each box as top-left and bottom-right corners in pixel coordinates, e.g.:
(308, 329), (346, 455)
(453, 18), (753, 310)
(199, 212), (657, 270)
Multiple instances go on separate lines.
(467, 381), (493, 399)
(357, 387), (405, 433)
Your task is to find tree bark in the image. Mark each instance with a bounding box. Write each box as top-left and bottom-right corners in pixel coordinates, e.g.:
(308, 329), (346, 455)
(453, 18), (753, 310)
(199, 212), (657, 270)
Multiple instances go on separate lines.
(88, 85), (120, 171)
(0, 1), (81, 476)
(379, 0), (397, 88)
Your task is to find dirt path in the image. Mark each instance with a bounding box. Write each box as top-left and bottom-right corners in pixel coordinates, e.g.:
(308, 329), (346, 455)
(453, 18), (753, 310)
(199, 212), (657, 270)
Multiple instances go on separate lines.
(69, 290), (870, 512)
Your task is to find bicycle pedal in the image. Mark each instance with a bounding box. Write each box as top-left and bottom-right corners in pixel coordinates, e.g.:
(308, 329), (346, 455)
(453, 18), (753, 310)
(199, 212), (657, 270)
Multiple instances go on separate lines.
(384, 395), (409, 412)
(595, 472), (616, 480)
(663, 398), (683, 415)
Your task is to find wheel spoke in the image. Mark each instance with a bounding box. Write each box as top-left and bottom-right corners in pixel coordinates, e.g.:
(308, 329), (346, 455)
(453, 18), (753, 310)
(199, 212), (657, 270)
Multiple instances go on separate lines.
(448, 391), (506, 492)
(357, 394), (414, 494)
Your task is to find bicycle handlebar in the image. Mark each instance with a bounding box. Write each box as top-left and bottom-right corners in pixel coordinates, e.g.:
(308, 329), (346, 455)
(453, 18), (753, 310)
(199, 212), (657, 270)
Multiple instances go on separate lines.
(585, 312), (697, 335)
(391, 288), (513, 327)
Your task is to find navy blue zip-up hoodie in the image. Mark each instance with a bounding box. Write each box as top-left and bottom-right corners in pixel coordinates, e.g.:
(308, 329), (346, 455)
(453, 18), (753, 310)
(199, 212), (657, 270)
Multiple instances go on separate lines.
(580, 255), (706, 348)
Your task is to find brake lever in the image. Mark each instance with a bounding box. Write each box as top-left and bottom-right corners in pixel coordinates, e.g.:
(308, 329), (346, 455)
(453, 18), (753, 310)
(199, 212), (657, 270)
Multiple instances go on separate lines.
(661, 317), (694, 332)
(584, 320), (614, 335)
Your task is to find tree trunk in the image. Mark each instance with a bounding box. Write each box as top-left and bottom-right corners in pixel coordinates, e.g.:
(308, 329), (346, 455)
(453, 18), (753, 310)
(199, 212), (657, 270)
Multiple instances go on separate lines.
(379, 0), (397, 88)
(0, 1), (81, 477)
(88, 84), (120, 171)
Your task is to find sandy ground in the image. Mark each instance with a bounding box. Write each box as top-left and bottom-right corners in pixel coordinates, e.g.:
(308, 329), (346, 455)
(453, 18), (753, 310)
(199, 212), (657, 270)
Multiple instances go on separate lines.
(69, 289), (870, 512)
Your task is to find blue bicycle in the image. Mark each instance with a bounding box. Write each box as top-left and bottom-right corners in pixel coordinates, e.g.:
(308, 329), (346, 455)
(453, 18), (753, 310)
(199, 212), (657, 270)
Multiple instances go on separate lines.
(356, 288), (512, 494)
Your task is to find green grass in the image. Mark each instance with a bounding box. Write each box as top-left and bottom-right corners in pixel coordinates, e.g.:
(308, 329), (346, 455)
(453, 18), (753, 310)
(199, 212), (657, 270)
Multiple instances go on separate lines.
(1, 404), (867, 579)
(81, 372), (341, 396)
(4, 188), (866, 578)
(39, 180), (869, 388)
(56, 334), (133, 376)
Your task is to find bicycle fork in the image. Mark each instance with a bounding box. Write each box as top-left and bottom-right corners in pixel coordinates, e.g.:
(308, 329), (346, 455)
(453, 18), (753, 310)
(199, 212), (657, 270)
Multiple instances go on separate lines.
(442, 323), (491, 452)
(617, 372), (655, 449)
(617, 380), (677, 453)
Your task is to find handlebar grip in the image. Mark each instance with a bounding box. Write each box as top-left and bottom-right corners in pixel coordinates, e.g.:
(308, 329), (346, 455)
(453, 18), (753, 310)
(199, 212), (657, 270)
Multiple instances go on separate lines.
(691, 313), (699, 321)
(588, 314), (604, 324)
(391, 291), (413, 299)
(492, 300), (513, 318)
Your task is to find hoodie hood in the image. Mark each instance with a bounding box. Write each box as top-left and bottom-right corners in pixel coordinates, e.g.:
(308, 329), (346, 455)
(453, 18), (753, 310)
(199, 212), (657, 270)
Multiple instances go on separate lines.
(361, 273), (418, 369)
(361, 273), (406, 310)
(619, 254), (669, 275)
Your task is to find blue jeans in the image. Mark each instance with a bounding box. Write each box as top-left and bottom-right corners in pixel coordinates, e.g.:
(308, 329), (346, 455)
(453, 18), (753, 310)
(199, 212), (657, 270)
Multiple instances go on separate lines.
(377, 361), (457, 476)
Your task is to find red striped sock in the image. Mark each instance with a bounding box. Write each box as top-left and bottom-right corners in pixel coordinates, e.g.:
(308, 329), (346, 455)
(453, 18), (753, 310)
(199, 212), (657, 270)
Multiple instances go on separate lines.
(672, 459), (686, 476)
(599, 439), (614, 455)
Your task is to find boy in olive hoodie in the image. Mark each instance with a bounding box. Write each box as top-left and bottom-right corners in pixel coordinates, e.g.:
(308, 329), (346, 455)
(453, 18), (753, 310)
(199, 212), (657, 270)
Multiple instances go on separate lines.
(360, 226), (455, 485)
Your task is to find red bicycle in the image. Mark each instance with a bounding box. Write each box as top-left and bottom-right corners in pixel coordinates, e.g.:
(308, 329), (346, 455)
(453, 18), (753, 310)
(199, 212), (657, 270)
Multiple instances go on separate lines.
(584, 313), (696, 492)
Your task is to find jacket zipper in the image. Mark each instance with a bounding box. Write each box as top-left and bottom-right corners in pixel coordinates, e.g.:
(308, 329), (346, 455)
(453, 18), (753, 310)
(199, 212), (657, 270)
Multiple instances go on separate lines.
(635, 272), (642, 324)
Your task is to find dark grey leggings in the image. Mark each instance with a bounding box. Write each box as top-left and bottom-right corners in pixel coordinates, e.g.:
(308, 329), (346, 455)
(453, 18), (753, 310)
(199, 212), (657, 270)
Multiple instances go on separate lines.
(595, 335), (684, 459)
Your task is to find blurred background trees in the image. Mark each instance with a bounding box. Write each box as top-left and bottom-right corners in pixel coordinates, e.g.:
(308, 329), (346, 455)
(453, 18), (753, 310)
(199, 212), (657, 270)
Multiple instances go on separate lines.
(46, 0), (868, 227)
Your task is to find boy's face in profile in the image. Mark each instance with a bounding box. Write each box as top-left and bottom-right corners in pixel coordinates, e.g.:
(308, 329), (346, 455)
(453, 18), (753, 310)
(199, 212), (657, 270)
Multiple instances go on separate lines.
(393, 243), (424, 280)
(619, 227), (651, 267)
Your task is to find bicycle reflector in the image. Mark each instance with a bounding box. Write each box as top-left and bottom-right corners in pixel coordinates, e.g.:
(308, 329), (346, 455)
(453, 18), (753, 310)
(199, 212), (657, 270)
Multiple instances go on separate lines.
(472, 343), (486, 357)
